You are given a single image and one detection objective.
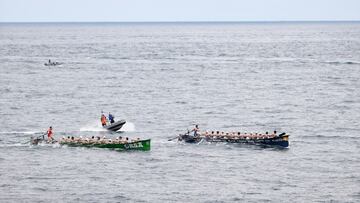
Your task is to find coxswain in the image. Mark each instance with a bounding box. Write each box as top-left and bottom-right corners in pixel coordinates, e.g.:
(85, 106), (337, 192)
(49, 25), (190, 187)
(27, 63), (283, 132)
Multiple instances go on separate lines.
(192, 125), (199, 137)
(101, 113), (107, 126)
(108, 112), (115, 124)
(47, 126), (54, 142)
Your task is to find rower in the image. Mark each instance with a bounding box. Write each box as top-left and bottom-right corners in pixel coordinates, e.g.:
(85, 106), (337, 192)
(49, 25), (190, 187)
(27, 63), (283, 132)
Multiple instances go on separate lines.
(118, 136), (123, 143)
(47, 126), (54, 142)
(191, 125), (199, 137)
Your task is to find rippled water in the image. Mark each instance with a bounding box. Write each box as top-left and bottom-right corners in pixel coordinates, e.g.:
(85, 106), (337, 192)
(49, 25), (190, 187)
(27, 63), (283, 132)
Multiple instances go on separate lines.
(0, 22), (360, 202)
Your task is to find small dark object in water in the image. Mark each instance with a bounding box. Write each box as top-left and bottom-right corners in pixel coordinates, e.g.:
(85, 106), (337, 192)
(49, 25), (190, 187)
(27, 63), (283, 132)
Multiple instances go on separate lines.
(44, 62), (63, 66)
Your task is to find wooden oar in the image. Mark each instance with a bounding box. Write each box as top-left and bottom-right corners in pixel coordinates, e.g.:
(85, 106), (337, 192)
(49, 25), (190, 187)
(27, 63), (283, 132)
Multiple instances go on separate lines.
(168, 136), (179, 141)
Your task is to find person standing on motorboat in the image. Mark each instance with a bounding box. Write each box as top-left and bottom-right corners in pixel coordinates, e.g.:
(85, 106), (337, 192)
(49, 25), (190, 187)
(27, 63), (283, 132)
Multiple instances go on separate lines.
(101, 113), (107, 126)
(108, 112), (115, 124)
(191, 124), (200, 137)
(47, 126), (54, 142)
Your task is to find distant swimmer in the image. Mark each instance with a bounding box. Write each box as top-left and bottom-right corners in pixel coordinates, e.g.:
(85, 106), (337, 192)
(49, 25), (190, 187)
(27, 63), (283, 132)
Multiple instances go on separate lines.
(108, 112), (115, 124)
(101, 113), (107, 126)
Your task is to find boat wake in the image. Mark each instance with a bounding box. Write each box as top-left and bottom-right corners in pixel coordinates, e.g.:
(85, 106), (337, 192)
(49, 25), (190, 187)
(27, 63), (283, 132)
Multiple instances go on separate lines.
(0, 131), (40, 135)
(0, 143), (30, 148)
(33, 142), (61, 148)
(120, 122), (135, 132)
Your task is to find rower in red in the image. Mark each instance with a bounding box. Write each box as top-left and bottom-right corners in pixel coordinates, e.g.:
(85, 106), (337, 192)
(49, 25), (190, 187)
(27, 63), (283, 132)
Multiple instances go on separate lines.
(47, 126), (54, 141)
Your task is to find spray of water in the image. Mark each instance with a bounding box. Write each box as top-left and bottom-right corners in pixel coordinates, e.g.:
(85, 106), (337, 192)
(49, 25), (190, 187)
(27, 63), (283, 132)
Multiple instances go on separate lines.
(120, 122), (135, 132)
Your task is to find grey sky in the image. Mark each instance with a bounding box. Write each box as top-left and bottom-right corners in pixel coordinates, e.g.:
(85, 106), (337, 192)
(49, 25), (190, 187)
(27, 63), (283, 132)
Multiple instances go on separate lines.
(0, 0), (359, 22)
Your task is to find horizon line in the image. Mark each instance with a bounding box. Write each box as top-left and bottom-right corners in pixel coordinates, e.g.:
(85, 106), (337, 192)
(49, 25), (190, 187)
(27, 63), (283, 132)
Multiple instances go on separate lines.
(1, 20), (360, 24)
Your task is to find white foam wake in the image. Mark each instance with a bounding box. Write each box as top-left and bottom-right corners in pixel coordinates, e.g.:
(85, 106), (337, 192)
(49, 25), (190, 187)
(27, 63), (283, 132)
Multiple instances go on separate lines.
(121, 121), (135, 132)
(0, 131), (39, 134)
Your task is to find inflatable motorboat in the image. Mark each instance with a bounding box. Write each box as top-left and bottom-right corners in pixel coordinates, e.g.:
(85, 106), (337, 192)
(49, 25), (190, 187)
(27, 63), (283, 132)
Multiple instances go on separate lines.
(103, 120), (126, 132)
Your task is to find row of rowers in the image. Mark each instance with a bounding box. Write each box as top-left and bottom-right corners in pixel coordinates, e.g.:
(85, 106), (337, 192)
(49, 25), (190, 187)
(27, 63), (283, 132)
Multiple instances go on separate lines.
(198, 130), (280, 139)
(60, 136), (141, 144)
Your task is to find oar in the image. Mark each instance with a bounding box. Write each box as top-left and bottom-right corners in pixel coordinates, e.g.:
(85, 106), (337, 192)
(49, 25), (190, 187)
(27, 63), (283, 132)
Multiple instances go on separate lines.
(168, 136), (179, 141)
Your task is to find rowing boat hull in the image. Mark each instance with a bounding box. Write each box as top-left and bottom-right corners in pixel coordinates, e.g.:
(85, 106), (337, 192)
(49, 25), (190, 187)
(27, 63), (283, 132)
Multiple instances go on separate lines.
(179, 134), (289, 148)
(61, 139), (151, 151)
(103, 120), (126, 132)
(44, 62), (63, 66)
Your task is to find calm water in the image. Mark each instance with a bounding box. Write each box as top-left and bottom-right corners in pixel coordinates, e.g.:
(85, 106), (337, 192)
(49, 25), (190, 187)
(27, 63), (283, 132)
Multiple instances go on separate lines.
(0, 22), (360, 202)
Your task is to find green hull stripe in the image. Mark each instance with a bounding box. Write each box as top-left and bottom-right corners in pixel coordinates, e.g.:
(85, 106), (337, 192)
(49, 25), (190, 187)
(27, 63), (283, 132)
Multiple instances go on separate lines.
(61, 139), (151, 151)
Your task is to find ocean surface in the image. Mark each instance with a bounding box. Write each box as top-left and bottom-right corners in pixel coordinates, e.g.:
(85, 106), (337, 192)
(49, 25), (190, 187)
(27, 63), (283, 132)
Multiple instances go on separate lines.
(0, 22), (360, 202)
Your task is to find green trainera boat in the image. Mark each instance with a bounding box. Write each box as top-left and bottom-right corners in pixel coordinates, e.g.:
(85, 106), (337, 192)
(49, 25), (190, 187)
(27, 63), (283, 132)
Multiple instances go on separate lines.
(30, 136), (151, 151)
(60, 139), (151, 151)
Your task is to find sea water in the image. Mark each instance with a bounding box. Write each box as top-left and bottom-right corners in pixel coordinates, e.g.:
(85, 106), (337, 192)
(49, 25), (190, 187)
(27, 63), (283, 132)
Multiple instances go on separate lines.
(0, 22), (359, 202)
